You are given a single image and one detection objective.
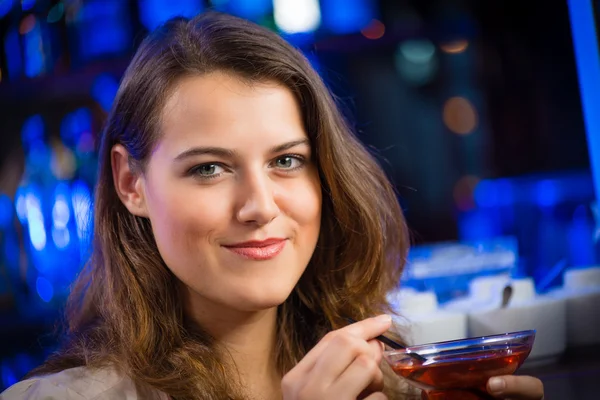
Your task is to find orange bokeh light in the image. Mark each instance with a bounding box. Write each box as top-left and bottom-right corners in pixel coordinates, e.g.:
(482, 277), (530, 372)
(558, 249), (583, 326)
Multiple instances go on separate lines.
(440, 39), (469, 54)
(361, 19), (385, 40)
(443, 96), (478, 135)
(19, 14), (36, 35)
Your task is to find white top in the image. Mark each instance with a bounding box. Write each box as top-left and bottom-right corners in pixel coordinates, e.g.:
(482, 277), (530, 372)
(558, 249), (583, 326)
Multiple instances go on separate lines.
(0, 366), (169, 400)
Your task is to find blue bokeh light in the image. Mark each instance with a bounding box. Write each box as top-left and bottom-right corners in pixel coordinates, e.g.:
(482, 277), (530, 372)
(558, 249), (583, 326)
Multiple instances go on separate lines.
(24, 18), (45, 78)
(15, 187), (27, 223)
(60, 108), (92, 146)
(321, 0), (376, 34)
(0, 193), (13, 228)
(71, 180), (93, 257)
(474, 179), (495, 207)
(1, 361), (17, 390)
(568, 205), (595, 266)
(0, 0), (13, 19)
(25, 191), (46, 252)
(139, 0), (203, 31)
(4, 26), (23, 79)
(13, 354), (35, 379)
(35, 276), (54, 302)
(535, 179), (559, 207)
(21, 114), (44, 149)
(568, 0), (600, 205)
(76, 0), (131, 59)
(3, 233), (20, 268)
(51, 226), (70, 249)
(92, 74), (119, 112)
(21, 0), (35, 11)
(226, 0), (271, 21)
(494, 179), (514, 207)
(52, 196), (70, 228)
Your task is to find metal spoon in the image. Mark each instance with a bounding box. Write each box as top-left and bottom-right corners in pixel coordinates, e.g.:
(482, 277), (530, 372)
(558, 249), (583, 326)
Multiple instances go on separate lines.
(345, 317), (427, 362)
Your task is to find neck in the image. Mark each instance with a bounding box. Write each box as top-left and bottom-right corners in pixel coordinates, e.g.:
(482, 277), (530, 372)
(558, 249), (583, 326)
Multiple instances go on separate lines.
(183, 288), (282, 399)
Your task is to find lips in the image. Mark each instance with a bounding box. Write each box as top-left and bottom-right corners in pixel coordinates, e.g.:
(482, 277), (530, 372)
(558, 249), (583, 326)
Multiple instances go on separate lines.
(223, 238), (287, 260)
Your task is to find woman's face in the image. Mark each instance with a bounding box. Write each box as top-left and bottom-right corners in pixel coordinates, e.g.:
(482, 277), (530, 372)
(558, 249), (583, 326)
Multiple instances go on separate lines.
(139, 72), (322, 313)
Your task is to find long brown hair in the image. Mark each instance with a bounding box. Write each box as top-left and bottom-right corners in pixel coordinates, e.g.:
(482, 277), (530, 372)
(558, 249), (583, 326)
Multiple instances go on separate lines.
(31, 11), (410, 399)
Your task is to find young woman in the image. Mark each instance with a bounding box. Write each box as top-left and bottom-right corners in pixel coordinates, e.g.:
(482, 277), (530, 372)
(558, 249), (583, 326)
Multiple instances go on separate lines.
(1, 12), (544, 400)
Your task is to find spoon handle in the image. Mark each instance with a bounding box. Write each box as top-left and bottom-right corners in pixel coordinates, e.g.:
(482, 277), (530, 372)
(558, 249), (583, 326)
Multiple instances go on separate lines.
(344, 317), (427, 362)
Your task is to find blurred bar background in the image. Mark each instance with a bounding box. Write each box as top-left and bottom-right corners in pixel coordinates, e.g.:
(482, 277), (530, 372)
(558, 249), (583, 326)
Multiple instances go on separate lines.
(1, 0), (599, 398)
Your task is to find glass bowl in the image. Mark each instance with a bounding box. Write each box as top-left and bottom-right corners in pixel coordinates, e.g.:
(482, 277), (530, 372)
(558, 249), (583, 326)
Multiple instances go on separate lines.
(383, 330), (536, 400)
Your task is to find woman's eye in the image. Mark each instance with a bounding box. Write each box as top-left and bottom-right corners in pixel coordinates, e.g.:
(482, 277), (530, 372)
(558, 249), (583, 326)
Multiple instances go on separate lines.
(190, 163), (224, 178)
(274, 155), (304, 170)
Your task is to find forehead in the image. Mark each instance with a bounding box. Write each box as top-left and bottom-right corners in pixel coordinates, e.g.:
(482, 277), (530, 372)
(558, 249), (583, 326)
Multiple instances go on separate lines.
(157, 72), (306, 147)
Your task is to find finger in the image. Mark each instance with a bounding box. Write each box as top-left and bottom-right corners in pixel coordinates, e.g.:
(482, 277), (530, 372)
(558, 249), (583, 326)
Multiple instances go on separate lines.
(487, 375), (544, 399)
(330, 354), (384, 397)
(309, 333), (378, 386)
(290, 315), (392, 375)
(341, 315), (393, 340)
(367, 338), (385, 365)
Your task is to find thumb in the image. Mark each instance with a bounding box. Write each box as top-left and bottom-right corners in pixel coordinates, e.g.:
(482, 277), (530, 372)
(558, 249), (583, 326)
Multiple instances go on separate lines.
(487, 375), (544, 399)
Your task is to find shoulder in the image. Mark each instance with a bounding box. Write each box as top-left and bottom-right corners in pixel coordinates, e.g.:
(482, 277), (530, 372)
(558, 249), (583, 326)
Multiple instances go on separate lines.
(0, 366), (168, 400)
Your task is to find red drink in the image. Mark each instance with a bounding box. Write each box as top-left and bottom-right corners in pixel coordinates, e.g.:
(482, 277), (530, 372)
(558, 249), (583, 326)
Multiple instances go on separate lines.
(384, 330), (535, 400)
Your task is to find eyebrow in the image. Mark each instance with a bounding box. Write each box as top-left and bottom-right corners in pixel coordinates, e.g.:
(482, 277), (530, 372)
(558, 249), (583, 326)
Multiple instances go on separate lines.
(173, 138), (311, 161)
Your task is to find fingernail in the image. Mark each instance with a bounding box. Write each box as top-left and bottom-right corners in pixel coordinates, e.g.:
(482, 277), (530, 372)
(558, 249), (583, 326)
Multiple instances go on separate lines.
(375, 314), (392, 323)
(488, 377), (506, 393)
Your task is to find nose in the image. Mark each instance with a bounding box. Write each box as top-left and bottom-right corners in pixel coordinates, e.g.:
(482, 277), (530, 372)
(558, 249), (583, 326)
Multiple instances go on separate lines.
(236, 172), (280, 226)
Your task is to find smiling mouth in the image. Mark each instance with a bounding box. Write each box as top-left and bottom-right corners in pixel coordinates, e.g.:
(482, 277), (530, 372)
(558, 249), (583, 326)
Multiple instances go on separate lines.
(223, 239), (287, 260)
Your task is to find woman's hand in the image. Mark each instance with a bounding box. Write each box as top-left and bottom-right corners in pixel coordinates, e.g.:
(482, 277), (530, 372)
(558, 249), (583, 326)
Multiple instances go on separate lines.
(281, 315), (392, 400)
(487, 375), (544, 399)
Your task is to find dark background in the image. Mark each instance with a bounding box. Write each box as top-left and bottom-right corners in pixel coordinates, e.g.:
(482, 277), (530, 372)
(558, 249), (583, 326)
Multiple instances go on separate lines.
(0, 0), (598, 396)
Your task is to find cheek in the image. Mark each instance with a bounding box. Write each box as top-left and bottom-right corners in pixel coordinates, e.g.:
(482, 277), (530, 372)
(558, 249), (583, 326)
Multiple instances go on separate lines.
(284, 177), (322, 234)
(147, 186), (230, 263)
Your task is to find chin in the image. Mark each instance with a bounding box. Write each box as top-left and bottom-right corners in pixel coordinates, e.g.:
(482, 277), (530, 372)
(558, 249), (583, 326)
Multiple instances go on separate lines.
(234, 287), (293, 311)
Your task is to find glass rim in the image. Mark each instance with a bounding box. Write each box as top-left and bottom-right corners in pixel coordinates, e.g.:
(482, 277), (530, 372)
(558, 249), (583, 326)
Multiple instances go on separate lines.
(384, 329), (536, 357)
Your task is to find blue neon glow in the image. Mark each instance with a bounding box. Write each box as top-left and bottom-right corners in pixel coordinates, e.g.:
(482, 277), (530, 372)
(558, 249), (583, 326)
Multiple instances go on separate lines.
(61, 108), (92, 147)
(568, 205), (595, 266)
(458, 209), (498, 240)
(474, 179), (496, 207)
(0, 0), (13, 18)
(1, 361), (17, 390)
(535, 179), (559, 207)
(24, 20), (45, 77)
(226, 0), (271, 20)
(303, 51), (321, 73)
(92, 74), (119, 112)
(0, 193), (13, 228)
(321, 0), (376, 34)
(139, 0), (203, 31)
(21, 0), (35, 11)
(568, 0), (600, 202)
(77, 0), (131, 59)
(52, 195), (70, 228)
(12, 354), (35, 381)
(3, 233), (19, 270)
(21, 114), (44, 149)
(71, 180), (93, 245)
(35, 276), (54, 302)
(15, 187), (27, 222)
(494, 179), (514, 206)
(52, 226), (70, 249)
(26, 193), (46, 251)
(4, 26), (22, 79)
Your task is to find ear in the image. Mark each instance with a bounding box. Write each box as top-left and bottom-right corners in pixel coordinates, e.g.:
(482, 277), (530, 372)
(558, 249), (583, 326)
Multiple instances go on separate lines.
(111, 144), (149, 218)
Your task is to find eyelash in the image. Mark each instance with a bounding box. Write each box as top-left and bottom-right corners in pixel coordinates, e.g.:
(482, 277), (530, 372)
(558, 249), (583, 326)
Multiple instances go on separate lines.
(188, 154), (307, 180)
